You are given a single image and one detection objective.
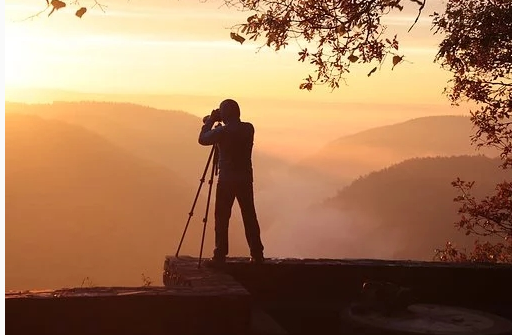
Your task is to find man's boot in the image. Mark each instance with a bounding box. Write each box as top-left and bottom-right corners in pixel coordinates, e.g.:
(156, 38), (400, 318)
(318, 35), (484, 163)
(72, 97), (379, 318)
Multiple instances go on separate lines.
(250, 254), (264, 264)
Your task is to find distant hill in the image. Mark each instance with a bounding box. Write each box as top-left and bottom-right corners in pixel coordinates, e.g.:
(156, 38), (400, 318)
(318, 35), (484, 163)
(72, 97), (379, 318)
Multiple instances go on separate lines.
(292, 116), (498, 189)
(4, 101), (214, 182)
(310, 155), (509, 261)
(4, 101), (283, 190)
(5, 114), (250, 290)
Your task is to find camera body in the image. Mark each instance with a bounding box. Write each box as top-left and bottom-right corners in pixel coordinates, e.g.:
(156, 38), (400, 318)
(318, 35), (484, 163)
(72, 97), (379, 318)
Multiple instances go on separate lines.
(203, 108), (221, 124)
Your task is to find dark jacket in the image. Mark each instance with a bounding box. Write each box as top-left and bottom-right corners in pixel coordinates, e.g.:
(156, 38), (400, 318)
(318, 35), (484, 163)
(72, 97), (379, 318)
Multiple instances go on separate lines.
(198, 119), (254, 183)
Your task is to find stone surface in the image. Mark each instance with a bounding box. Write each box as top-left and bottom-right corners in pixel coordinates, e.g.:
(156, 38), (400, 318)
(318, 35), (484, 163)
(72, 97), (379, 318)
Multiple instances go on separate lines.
(6, 256), (251, 335)
(162, 255), (249, 296)
(344, 303), (512, 335)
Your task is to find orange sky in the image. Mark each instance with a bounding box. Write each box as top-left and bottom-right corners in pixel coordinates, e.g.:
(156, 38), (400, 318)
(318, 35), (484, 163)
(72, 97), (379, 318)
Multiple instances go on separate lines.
(6, 0), (454, 104)
(5, 0), (473, 162)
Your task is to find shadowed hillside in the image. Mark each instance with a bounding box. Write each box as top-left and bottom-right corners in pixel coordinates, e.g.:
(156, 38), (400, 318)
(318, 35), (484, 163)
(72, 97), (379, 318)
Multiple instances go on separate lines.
(4, 101), (211, 183)
(292, 116), (498, 190)
(313, 155), (508, 260)
(5, 114), (249, 290)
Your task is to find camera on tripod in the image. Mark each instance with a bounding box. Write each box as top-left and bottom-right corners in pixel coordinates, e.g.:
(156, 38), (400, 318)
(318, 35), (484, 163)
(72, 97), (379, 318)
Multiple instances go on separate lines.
(203, 108), (221, 124)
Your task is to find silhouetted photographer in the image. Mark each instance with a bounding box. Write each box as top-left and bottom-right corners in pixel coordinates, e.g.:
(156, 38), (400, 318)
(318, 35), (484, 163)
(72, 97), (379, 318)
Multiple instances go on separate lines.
(199, 99), (265, 264)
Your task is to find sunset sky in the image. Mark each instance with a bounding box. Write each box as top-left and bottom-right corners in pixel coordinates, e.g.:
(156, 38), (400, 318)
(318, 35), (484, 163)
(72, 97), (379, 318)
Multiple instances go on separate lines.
(6, 0), (455, 102)
(4, 0), (474, 161)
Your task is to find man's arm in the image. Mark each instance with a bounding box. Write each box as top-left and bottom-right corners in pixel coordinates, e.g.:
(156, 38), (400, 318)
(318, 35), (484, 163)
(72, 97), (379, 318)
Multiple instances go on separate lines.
(198, 119), (224, 145)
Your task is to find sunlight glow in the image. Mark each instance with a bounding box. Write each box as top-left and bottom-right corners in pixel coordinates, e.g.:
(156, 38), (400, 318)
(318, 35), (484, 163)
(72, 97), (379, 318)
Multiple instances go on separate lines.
(5, 0), (451, 104)
(5, 24), (43, 88)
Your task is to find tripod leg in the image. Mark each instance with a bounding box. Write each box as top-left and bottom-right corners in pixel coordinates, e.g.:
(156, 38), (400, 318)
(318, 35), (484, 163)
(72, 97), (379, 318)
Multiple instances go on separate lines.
(198, 146), (218, 268)
(175, 145), (215, 257)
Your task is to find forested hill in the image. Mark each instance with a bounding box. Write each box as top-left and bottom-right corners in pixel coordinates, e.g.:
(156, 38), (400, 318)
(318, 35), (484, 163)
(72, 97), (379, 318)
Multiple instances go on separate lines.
(319, 155), (508, 261)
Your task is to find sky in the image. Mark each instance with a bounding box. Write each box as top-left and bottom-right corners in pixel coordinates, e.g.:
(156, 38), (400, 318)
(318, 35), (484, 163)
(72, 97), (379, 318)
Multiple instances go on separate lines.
(4, 0), (473, 161)
(5, 0), (454, 101)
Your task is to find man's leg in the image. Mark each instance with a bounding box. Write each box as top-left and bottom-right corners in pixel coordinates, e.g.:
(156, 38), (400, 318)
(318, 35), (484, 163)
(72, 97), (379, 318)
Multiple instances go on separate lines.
(235, 182), (264, 258)
(213, 181), (235, 260)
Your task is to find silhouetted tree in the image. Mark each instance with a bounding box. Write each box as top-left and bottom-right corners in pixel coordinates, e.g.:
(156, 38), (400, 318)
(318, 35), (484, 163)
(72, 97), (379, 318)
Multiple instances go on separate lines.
(223, 0), (426, 90)
(433, 0), (512, 167)
(432, 0), (512, 263)
(434, 178), (512, 263)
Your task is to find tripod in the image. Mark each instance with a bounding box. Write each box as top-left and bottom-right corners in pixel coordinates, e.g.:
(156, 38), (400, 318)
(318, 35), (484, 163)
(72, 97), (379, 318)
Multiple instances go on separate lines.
(175, 142), (219, 268)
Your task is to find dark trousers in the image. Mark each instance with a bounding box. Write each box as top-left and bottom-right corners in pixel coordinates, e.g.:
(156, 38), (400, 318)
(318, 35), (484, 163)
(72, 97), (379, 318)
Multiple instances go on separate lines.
(214, 180), (264, 258)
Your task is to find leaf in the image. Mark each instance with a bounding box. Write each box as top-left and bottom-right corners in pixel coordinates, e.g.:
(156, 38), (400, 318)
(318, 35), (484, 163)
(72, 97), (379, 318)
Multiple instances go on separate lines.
(299, 82), (313, 91)
(392, 55), (403, 69)
(48, 0), (65, 16)
(298, 49), (308, 62)
(230, 32), (245, 45)
(336, 25), (346, 35)
(299, 76), (313, 91)
(246, 14), (257, 23)
(392, 55), (402, 65)
(51, 0), (66, 9)
(76, 7), (87, 18)
(348, 55), (359, 63)
(367, 67), (377, 77)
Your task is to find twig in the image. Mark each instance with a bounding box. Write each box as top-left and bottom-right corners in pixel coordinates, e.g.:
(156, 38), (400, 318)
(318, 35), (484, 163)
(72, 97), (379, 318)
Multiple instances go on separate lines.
(408, 0), (426, 33)
(18, 3), (50, 22)
(92, 0), (107, 13)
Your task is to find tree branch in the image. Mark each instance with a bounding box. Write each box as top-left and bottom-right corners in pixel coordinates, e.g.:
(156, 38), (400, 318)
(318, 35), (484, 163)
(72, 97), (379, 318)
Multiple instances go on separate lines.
(408, 0), (426, 32)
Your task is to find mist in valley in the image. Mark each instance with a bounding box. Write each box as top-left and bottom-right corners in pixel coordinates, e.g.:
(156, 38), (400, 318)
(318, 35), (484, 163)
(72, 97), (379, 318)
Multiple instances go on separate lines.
(5, 98), (504, 290)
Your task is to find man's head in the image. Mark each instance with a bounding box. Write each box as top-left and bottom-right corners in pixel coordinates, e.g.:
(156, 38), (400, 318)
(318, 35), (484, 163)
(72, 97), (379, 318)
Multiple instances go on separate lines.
(219, 99), (240, 123)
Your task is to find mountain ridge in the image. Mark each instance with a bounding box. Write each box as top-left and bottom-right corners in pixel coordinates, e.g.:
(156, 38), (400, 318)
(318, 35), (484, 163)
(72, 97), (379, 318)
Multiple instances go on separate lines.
(291, 115), (497, 191)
